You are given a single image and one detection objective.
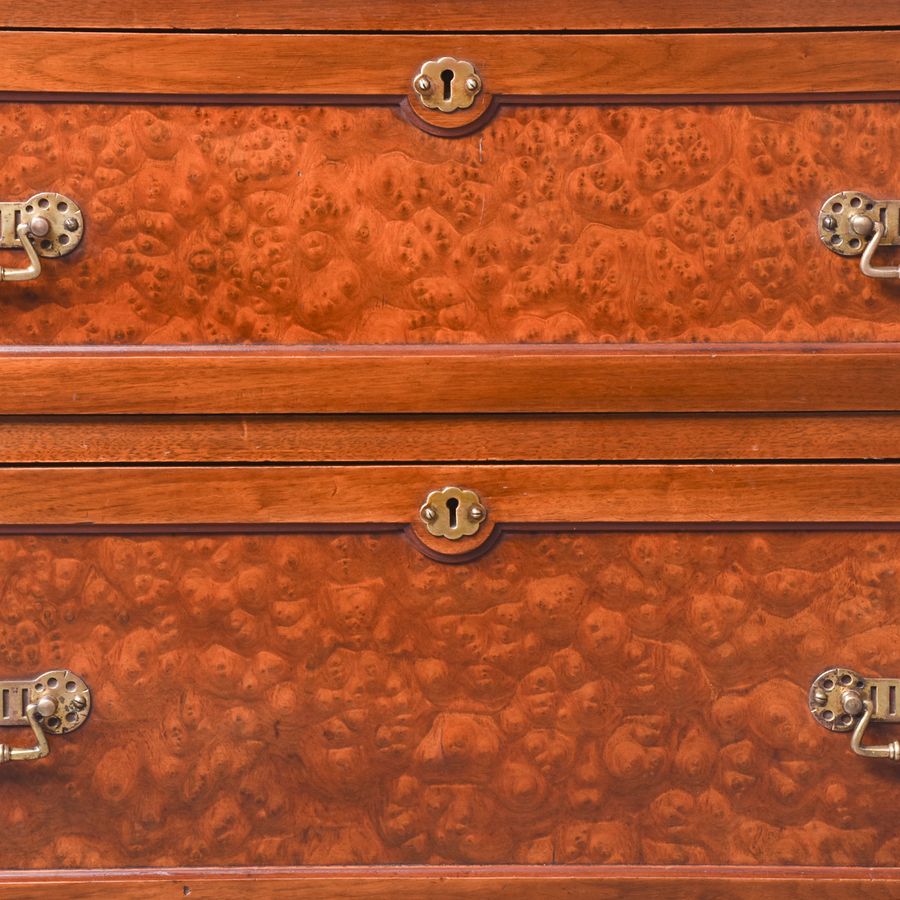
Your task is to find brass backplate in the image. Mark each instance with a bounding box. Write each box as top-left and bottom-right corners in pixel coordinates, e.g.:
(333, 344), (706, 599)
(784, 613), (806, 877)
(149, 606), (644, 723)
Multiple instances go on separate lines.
(0, 669), (91, 735)
(420, 486), (486, 540)
(0, 193), (84, 257)
(809, 666), (900, 732)
(412, 57), (482, 113)
(818, 191), (900, 257)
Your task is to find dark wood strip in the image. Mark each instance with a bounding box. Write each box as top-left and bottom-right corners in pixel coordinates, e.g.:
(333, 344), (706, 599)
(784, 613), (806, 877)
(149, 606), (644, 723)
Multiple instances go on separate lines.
(1, 464), (899, 525)
(3, 1), (899, 32)
(2, 346), (900, 415)
(2, 32), (900, 97)
(0, 413), (897, 463)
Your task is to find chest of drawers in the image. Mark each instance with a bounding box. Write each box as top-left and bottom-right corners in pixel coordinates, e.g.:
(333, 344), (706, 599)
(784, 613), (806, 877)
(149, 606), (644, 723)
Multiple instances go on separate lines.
(2, 4), (900, 898)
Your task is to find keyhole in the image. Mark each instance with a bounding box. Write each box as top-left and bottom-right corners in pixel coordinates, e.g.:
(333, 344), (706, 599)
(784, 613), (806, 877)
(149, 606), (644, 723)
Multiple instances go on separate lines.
(446, 497), (459, 528)
(441, 69), (455, 102)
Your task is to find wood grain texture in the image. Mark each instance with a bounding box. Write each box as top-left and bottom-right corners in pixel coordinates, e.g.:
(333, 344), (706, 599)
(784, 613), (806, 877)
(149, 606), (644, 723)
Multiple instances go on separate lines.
(4, 1), (900, 32)
(3, 413), (899, 463)
(2, 531), (900, 868)
(1, 464), (900, 526)
(4, 347), (900, 414)
(6, 33), (900, 98)
(3, 867), (900, 899)
(4, 101), (900, 345)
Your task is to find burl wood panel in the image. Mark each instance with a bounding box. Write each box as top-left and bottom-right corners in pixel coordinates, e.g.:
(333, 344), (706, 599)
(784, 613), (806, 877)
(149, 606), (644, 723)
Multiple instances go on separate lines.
(2, 531), (900, 868)
(3, 103), (900, 344)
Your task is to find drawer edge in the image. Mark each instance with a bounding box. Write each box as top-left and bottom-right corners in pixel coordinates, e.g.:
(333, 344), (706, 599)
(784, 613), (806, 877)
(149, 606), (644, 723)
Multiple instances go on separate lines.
(3, 346), (900, 415)
(1, 866), (898, 899)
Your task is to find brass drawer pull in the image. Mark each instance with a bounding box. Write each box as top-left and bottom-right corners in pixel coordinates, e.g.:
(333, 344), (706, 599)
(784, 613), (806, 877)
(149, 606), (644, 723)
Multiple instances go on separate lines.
(0, 193), (84, 283)
(0, 669), (91, 764)
(818, 192), (900, 279)
(809, 667), (900, 760)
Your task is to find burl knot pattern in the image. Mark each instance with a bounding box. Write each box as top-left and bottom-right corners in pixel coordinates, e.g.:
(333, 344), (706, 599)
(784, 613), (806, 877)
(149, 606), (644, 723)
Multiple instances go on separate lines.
(2, 531), (900, 868)
(1, 103), (898, 344)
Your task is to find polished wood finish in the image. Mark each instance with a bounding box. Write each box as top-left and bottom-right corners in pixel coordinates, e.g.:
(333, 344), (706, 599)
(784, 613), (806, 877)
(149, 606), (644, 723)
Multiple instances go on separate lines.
(4, 2), (900, 31)
(2, 413), (897, 463)
(1, 8), (897, 895)
(4, 32), (900, 98)
(2, 867), (900, 898)
(1, 464), (900, 525)
(4, 102), (900, 346)
(3, 347), (900, 414)
(2, 531), (900, 868)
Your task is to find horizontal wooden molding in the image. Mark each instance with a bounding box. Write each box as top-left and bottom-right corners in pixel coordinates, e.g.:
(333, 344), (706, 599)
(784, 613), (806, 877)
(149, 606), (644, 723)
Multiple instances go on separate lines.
(3, 413), (899, 463)
(3, 32), (900, 99)
(1, 345), (900, 415)
(1, 866), (899, 899)
(3, 1), (900, 32)
(2, 464), (900, 527)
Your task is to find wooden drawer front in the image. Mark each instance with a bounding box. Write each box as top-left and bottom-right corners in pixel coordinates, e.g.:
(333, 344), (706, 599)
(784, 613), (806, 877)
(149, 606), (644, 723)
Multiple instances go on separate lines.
(5, 1), (900, 31)
(1, 101), (899, 346)
(2, 528), (899, 869)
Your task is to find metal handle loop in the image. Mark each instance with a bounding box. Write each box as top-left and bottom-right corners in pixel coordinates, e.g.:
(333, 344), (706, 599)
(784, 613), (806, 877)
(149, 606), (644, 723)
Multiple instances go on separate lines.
(810, 667), (900, 762)
(0, 704), (50, 765)
(0, 223), (42, 283)
(860, 221), (900, 280)
(850, 699), (900, 760)
(0, 668), (91, 762)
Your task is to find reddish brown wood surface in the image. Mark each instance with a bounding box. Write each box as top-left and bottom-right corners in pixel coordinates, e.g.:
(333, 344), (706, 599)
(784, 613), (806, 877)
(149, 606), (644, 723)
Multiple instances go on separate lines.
(2, 413), (897, 463)
(4, 1), (899, 32)
(3, 102), (900, 345)
(4, 33), (900, 98)
(1, 464), (900, 526)
(3, 347), (900, 414)
(2, 531), (900, 868)
(2, 867), (900, 899)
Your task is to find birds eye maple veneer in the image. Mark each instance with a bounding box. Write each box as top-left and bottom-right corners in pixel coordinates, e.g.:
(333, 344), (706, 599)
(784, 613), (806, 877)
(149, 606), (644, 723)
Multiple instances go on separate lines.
(2, 4), (900, 898)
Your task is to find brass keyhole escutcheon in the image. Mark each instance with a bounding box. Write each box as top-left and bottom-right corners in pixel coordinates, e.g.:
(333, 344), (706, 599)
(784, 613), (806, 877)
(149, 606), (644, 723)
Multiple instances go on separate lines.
(420, 487), (486, 540)
(412, 57), (482, 113)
